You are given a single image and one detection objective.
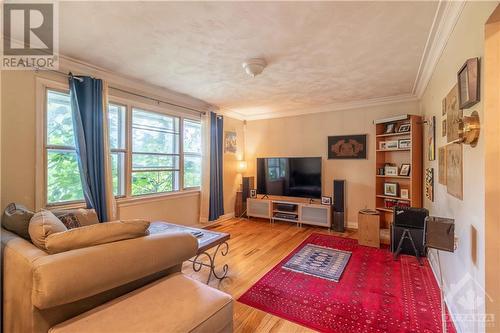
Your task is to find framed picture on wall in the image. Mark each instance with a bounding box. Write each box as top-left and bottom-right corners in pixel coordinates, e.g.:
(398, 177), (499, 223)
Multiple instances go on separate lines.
(457, 57), (480, 109)
(428, 116), (436, 161)
(328, 135), (367, 159)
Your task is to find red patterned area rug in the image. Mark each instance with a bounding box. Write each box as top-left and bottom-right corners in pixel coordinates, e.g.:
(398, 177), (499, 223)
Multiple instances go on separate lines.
(238, 233), (456, 333)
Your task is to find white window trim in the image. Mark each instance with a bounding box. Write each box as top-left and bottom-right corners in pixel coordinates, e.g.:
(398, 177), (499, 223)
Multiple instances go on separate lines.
(36, 77), (202, 210)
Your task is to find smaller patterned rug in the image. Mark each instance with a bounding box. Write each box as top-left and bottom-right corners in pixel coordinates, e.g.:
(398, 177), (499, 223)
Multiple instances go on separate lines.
(282, 244), (351, 282)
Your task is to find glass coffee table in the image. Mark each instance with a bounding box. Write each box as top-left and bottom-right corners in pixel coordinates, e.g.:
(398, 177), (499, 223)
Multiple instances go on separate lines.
(149, 221), (230, 284)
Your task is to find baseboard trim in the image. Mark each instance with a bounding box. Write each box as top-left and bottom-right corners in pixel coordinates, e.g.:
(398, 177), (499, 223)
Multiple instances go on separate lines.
(199, 212), (235, 227)
(427, 249), (462, 333)
(346, 221), (358, 229)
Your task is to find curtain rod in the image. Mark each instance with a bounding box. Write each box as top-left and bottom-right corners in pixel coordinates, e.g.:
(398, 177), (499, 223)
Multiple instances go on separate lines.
(37, 68), (207, 115)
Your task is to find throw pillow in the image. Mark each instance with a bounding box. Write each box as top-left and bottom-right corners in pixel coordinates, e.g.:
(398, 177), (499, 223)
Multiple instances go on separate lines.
(55, 213), (81, 229)
(52, 208), (99, 227)
(29, 210), (68, 250)
(1, 203), (34, 240)
(45, 220), (150, 254)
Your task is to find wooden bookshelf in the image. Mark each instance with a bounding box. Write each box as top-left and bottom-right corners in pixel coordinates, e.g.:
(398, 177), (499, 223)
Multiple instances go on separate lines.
(375, 115), (423, 243)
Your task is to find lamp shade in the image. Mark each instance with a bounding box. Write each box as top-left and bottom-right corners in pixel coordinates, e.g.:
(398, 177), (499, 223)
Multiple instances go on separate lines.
(237, 161), (247, 173)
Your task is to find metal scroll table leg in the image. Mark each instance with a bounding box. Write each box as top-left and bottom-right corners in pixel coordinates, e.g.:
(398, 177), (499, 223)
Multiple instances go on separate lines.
(190, 242), (229, 284)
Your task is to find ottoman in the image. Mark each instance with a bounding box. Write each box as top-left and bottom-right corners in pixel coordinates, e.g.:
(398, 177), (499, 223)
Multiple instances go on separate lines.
(49, 273), (233, 333)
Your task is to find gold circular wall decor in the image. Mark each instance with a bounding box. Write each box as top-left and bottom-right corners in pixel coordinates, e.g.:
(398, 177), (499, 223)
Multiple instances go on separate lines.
(461, 110), (480, 147)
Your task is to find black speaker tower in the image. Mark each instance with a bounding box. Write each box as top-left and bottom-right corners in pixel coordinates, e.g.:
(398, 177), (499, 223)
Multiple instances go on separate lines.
(241, 176), (254, 217)
(332, 180), (346, 232)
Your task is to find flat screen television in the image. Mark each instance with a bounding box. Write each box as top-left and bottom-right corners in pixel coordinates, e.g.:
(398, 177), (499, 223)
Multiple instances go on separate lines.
(256, 157), (322, 199)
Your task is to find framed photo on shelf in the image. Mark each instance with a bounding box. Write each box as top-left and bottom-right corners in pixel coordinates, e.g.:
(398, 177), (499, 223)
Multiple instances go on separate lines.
(386, 140), (398, 150)
(398, 123), (411, 133)
(400, 163), (411, 176)
(379, 141), (387, 150)
(384, 123), (396, 134)
(250, 189), (257, 198)
(400, 188), (409, 199)
(321, 196), (332, 205)
(385, 165), (398, 176)
(384, 182), (398, 197)
(398, 139), (411, 149)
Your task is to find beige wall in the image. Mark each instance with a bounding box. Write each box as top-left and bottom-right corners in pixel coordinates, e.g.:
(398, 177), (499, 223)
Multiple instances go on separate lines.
(0, 70), (242, 226)
(245, 100), (420, 227)
(420, 2), (498, 332)
(484, 6), (500, 332)
(223, 116), (245, 217)
(1, 70), (37, 209)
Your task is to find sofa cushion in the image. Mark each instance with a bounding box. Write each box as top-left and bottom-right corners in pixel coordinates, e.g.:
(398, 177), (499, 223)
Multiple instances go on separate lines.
(32, 231), (197, 310)
(45, 220), (150, 254)
(52, 208), (99, 227)
(29, 210), (68, 250)
(1, 203), (34, 240)
(49, 274), (234, 333)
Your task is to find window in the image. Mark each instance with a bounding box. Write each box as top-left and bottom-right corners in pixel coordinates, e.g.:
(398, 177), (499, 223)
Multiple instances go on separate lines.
(131, 108), (180, 195)
(183, 119), (202, 188)
(45, 90), (84, 204)
(267, 158), (286, 180)
(108, 104), (126, 196)
(42, 84), (202, 206)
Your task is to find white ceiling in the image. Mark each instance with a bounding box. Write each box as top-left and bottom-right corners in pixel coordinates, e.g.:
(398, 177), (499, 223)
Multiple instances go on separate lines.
(59, 1), (441, 120)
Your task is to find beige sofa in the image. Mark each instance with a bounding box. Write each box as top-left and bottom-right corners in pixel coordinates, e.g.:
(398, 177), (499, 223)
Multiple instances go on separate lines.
(1, 216), (233, 333)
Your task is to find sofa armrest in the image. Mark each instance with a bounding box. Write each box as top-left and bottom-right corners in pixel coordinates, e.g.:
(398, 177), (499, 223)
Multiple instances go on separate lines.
(32, 231), (197, 309)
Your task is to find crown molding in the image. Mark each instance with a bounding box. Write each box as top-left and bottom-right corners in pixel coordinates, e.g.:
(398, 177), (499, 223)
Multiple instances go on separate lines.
(57, 55), (216, 112)
(222, 94), (419, 121)
(412, 0), (466, 98)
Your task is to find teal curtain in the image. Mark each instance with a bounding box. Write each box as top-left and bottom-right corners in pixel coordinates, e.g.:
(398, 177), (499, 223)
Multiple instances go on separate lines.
(69, 75), (108, 222)
(209, 112), (224, 221)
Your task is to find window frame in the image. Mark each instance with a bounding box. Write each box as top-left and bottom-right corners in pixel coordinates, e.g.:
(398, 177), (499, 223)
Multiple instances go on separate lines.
(35, 78), (202, 211)
(182, 118), (203, 190)
(130, 107), (181, 196)
(43, 86), (86, 208)
(108, 95), (202, 202)
(108, 102), (128, 198)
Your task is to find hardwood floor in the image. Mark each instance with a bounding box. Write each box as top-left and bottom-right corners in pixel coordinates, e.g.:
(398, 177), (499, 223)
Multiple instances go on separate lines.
(181, 217), (357, 333)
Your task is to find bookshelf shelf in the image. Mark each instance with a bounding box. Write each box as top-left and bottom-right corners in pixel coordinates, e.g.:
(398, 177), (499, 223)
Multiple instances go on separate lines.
(376, 195), (411, 201)
(376, 175), (411, 179)
(376, 148), (411, 152)
(376, 132), (412, 138)
(374, 115), (423, 234)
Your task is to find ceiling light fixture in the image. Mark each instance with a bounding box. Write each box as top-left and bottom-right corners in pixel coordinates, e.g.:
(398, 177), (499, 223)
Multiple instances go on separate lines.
(242, 58), (267, 78)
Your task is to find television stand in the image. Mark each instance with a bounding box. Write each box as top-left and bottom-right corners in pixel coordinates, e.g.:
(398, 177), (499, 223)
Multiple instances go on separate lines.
(247, 196), (331, 228)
